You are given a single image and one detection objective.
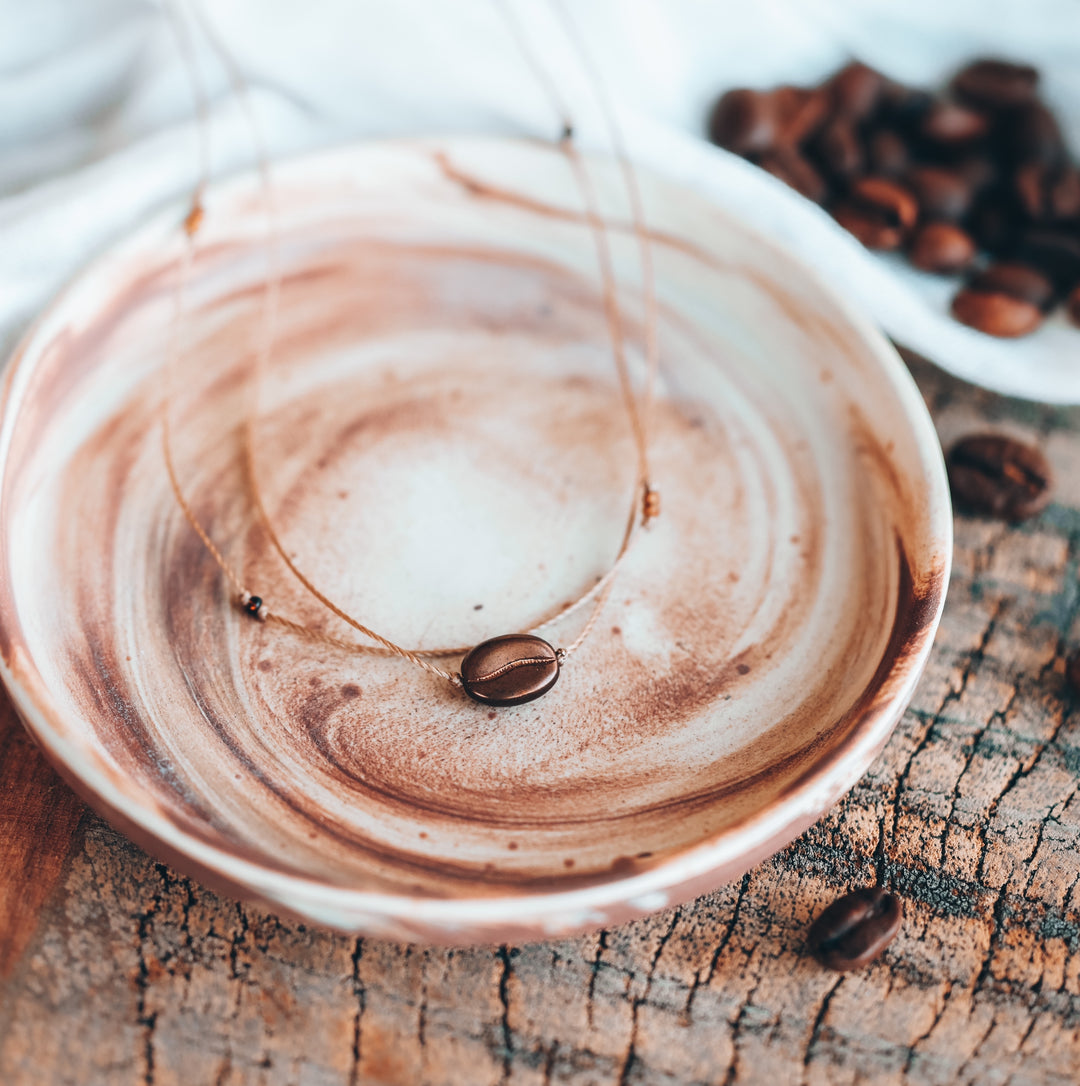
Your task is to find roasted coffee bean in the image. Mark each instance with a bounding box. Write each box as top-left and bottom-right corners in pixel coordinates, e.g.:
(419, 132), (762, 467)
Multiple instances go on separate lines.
(851, 176), (919, 230)
(909, 222), (977, 273)
(773, 85), (829, 146)
(807, 887), (903, 972)
(867, 129), (909, 177)
(920, 100), (990, 145)
(708, 89), (777, 155)
(810, 117), (863, 180)
(828, 61), (886, 120)
(757, 148), (827, 203)
(946, 434), (1052, 522)
(1013, 229), (1080, 291)
(906, 165), (974, 221)
(459, 634), (561, 706)
(1000, 102), (1065, 165)
(952, 58), (1039, 109)
(968, 262), (1056, 309)
(951, 288), (1043, 337)
(1067, 285), (1080, 328)
(832, 202), (903, 250)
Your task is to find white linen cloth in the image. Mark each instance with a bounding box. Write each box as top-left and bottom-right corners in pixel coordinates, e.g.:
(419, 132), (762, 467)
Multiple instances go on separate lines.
(2, 0), (1080, 401)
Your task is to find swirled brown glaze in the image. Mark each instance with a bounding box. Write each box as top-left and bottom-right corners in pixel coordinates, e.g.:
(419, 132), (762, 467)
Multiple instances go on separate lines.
(0, 139), (949, 941)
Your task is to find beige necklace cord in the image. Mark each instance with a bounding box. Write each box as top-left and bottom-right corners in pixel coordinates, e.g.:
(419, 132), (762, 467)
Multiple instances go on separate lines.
(161, 0), (662, 704)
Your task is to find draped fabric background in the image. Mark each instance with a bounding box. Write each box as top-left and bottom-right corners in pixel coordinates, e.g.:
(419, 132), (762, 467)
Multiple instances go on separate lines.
(3, 0), (1080, 399)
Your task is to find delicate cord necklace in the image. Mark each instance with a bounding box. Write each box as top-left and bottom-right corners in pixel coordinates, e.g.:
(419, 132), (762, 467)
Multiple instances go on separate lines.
(162, 0), (661, 706)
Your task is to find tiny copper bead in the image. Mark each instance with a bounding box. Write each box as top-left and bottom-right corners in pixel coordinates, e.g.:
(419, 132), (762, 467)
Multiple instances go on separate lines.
(460, 634), (560, 707)
(183, 203), (204, 237)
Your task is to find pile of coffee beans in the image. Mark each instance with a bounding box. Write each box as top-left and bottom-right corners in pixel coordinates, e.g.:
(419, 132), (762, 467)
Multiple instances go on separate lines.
(708, 59), (1080, 338)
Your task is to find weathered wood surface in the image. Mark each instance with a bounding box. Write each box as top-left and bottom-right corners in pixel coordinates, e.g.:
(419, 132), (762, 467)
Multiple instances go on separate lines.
(3, 355), (1080, 1085)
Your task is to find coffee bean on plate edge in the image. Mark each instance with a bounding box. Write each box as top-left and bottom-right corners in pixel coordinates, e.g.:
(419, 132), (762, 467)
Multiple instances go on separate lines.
(909, 222), (977, 274)
(946, 433), (1053, 523)
(807, 887), (903, 972)
(706, 55), (1080, 338)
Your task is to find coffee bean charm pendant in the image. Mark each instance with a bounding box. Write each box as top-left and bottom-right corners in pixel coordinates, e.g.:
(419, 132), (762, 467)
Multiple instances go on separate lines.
(459, 634), (561, 706)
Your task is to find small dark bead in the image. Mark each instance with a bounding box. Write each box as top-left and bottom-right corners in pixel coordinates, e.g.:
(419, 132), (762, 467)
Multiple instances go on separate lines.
(244, 595), (264, 618)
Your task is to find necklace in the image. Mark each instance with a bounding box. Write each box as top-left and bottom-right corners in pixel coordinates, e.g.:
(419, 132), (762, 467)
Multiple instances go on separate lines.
(162, 0), (661, 706)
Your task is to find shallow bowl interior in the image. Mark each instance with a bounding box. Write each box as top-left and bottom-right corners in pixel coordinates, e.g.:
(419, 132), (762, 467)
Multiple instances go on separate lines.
(0, 138), (950, 942)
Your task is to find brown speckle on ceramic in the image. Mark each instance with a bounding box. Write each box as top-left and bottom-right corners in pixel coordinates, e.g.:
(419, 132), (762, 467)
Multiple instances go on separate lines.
(0, 139), (951, 942)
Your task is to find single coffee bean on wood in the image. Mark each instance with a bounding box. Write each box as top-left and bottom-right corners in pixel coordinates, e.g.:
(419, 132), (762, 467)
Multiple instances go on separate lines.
(951, 288), (1043, 337)
(757, 148), (827, 203)
(909, 222), (977, 273)
(708, 89), (777, 156)
(952, 58), (1039, 109)
(832, 202), (903, 250)
(946, 434), (1053, 523)
(807, 887), (903, 972)
(906, 165), (974, 221)
(851, 176), (919, 230)
(968, 263), (1055, 310)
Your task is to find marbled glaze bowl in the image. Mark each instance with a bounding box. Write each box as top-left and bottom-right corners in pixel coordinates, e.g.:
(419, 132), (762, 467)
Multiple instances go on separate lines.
(0, 138), (951, 943)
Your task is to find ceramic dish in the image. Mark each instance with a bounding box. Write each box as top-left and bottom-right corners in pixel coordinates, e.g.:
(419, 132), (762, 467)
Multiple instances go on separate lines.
(0, 138), (951, 943)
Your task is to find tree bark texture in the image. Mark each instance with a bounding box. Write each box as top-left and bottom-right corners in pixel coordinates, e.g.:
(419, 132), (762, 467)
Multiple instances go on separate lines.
(2, 356), (1080, 1086)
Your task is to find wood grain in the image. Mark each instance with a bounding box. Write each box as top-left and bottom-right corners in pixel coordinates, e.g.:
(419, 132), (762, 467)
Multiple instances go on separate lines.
(2, 354), (1080, 1084)
(0, 698), (84, 979)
